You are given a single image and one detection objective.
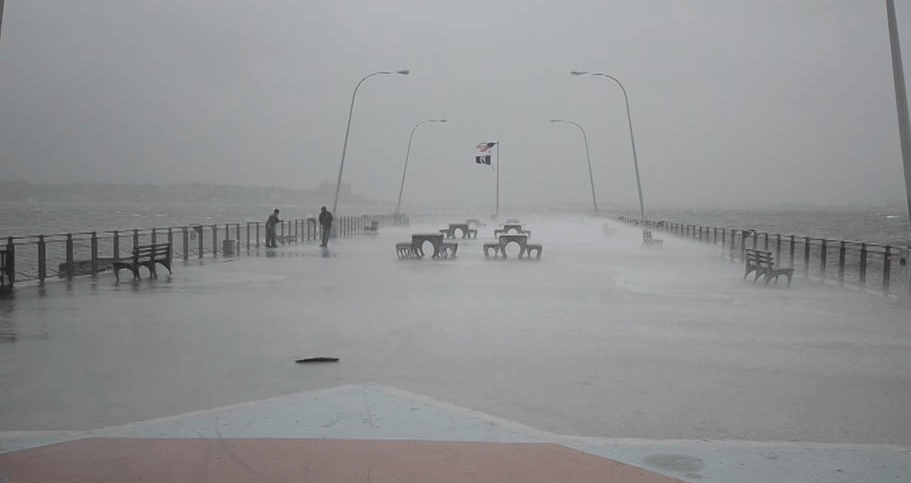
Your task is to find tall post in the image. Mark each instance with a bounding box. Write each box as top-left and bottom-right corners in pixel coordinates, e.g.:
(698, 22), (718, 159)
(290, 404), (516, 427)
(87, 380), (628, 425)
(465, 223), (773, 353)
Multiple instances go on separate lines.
(886, 0), (911, 243)
(496, 142), (500, 216)
(571, 71), (646, 222)
(396, 119), (447, 215)
(549, 120), (598, 213)
(333, 70), (410, 215)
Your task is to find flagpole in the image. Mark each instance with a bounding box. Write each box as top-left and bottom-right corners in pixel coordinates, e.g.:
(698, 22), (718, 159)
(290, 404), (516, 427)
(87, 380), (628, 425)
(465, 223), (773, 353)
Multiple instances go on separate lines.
(495, 142), (500, 216)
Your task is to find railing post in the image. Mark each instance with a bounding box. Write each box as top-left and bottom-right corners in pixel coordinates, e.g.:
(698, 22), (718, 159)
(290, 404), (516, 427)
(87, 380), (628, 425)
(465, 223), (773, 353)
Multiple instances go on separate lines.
(281, 221), (286, 243)
(751, 232), (758, 249)
(212, 225), (218, 256)
(762, 233), (769, 251)
(196, 226), (204, 258)
(256, 223), (261, 248)
(789, 235), (795, 267)
(113, 230), (120, 260)
(730, 228), (736, 260)
(65, 233), (74, 280)
(721, 228), (727, 256)
(168, 227), (174, 256)
(246, 223), (251, 251)
(91, 232), (98, 276)
(820, 239), (828, 279)
(838, 240), (846, 286)
(235, 223), (241, 245)
(4, 237), (13, 287)
(883, 245), (892, 296)
(713, 227), (718, 245)
(860, 243), (868, 288)
(133, 229), (140, 251)
(775, 234), (782, 262)
(38, 235), (46, 283)
(151, 228), (157, 245)
(803, 237), (811, 278)
(182, 227), (189, 260)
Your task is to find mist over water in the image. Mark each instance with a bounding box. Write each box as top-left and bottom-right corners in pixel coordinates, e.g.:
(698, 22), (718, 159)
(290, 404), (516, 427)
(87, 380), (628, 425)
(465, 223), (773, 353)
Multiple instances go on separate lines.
(2, 201), (908, 247)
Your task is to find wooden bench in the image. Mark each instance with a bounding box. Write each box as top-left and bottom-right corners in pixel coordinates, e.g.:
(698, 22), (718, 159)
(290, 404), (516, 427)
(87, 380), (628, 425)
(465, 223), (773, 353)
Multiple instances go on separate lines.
(744, 248), (794, 288)
(0, 247), (12, 295)
(365, 220), (379, 233)
(642, 230), (663, 249)
(439, 223), (477, 239)
(112, 243), (172, 281)
(483, 234), (542, 260)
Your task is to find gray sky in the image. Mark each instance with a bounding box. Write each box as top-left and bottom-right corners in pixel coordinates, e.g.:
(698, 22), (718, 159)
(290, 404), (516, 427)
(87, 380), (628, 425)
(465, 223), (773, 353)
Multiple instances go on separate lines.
(1, 0), (910, 210)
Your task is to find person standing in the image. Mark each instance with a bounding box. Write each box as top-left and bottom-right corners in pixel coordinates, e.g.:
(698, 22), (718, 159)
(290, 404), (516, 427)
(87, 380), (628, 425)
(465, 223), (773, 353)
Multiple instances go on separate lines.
(265, 209), (281, 247)
(318, 206), (333, 247)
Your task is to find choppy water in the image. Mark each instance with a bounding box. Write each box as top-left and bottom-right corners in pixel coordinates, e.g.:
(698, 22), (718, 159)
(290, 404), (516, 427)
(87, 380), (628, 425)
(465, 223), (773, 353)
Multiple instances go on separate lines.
(1, 202), (908, 247)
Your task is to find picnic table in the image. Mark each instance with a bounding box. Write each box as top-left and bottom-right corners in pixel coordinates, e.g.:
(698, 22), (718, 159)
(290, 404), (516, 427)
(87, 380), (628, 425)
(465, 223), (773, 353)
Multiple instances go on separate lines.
(483, 234), (542, 259)
(395, 233), (457, 260)
(494, 224), (531, 237)
(439, 223), (477, 239)
(466, 218), (486, 229)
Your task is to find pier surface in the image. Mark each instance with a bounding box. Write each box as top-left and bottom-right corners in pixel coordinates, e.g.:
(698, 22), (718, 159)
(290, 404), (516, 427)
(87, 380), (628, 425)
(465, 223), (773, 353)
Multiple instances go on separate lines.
(1, 216), (909, 482)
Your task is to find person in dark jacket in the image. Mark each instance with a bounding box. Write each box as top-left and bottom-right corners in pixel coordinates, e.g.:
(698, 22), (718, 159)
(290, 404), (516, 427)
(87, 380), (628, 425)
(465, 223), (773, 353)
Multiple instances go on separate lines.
(318, 206), (333, 247)
(265, 209), (281, 247)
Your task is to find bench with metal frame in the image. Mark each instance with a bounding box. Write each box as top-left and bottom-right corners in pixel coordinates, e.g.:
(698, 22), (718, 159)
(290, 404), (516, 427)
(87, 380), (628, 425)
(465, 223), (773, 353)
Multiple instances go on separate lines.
(112, 243), (173, 281)
(744, 248), (794, 288)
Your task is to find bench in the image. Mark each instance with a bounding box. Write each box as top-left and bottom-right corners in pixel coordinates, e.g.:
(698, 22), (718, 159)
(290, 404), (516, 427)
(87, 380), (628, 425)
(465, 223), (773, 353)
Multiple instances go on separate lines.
(395, 234), (457, 260)
(0, 247), (12, 295)
(483, 234), (542, 260)
(642, 230), (663, 249)
(365, 220), (379, 233)
(439, 223), (477, 239)
(112, 243), (173, 281)
(744, 248), (794, 288)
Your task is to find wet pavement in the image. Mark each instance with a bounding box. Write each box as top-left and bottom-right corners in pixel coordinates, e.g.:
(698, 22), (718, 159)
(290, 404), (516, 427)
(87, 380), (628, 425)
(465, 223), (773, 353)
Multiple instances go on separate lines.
(0, 215), (909, 482)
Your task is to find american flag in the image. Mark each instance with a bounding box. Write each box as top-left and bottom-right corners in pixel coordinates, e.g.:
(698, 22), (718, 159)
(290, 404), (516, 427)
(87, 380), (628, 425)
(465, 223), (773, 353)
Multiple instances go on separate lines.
(476, 142), (497, 153)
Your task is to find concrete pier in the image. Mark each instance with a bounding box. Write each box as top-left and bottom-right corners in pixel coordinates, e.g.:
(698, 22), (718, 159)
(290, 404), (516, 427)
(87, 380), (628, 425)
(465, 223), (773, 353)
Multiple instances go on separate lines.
(1, 215), (909, 482)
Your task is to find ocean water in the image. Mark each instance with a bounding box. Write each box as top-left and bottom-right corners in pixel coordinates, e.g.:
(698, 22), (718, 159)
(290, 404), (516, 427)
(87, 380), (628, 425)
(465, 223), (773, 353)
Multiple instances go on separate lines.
(1, 202), (908, 246)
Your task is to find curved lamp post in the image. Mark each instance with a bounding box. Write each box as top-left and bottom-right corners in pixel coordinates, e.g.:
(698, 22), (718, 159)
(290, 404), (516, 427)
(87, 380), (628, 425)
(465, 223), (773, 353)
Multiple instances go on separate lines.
(549, 119), (597, 214)
(570, 70), (645, 222)
(332, 69), (410, 215)
(395, 119), (448, 215)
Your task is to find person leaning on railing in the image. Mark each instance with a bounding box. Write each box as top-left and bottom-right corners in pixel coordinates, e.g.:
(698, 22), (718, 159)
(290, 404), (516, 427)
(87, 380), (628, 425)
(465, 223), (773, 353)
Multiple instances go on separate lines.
(265, 209), (281, 248)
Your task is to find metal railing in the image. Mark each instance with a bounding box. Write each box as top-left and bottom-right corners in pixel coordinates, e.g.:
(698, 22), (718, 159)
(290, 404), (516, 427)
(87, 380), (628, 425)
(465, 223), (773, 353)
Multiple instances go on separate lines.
(1, 214), (394, 286)
(620, 217), (910, 298)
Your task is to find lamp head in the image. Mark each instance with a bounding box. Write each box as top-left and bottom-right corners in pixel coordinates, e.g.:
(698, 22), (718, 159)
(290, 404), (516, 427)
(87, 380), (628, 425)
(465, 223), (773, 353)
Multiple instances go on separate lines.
(397, 70), (410, 75)
(569, 70), (588, 76)
(549, 119), (563, 123)
(437, 119), (448, 122)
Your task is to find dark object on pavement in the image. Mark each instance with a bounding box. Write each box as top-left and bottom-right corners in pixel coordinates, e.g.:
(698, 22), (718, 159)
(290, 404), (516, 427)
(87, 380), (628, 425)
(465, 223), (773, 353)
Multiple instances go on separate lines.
(295, 357), (340, 363)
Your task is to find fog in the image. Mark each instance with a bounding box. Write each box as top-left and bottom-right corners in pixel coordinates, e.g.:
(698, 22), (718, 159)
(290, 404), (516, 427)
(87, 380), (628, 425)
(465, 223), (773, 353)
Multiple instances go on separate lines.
(1, 1), (910, 210)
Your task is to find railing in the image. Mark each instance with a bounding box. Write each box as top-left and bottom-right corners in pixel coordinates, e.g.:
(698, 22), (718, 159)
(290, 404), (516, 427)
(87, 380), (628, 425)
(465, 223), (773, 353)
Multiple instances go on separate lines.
(619, 217), (911, 298)
(1, 214), (393, 286)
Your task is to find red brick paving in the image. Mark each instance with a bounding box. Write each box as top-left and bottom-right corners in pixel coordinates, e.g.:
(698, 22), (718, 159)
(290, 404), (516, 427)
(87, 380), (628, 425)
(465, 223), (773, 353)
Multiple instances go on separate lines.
(0, 438), (687, 482)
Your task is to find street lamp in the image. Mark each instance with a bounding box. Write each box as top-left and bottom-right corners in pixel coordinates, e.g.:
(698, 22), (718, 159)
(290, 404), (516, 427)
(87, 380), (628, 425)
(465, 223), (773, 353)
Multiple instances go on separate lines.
(395, 119), (448, 216)
(570, 70), (645, 222)
(332, 69), (410, 215)
(549, 119), (597, 214)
